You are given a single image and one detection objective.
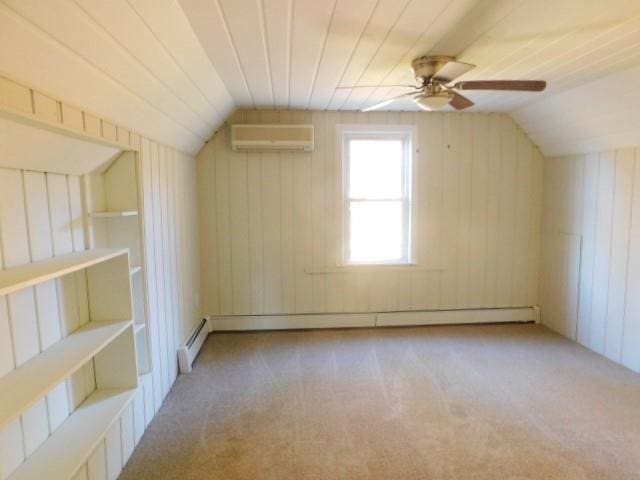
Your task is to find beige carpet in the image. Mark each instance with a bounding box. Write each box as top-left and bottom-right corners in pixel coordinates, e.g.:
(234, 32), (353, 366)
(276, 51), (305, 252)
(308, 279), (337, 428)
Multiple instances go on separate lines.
(120, 324), (640, 480)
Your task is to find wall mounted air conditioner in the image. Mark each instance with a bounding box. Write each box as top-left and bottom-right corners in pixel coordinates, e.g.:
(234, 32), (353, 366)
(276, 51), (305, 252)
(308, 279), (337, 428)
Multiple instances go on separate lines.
(230, 124), (314, 152)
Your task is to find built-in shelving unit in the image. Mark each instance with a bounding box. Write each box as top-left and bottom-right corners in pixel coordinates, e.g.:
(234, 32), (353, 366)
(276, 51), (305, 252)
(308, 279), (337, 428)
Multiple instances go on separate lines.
(0, 319), (132, 429)
(0, 249), (127, 296)
(0, 248), (137, 480)
(85, 150), (152, 378)
(0, 91), (153, 480)
(7, 389), (136, 480)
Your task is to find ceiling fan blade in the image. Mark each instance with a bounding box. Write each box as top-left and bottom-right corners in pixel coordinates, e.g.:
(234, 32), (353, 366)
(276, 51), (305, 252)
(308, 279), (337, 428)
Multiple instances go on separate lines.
(361, 92), (417, 112)
(449, 92), (474, 110)
(433, 60), (475, 82)
(453, 80), (546, 91)
(336, 84), (421, 90)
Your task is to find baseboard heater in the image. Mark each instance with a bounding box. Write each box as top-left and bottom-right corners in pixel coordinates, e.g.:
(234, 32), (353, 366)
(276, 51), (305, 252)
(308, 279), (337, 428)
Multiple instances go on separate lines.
(209, 307), (540, 331)
(178, 316), (211, 374)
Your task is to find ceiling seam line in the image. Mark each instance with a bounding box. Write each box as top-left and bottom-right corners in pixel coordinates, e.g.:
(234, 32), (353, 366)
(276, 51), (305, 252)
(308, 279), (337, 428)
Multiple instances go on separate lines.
(256, 0), (276, 109)
(339, 0), (413, 110)
(452, 0), (528, 59)
(214, 0), (256, 108)
(306, 0), (339, 110)
(286, 0), (294, 109)
(324, 0), (381, 110)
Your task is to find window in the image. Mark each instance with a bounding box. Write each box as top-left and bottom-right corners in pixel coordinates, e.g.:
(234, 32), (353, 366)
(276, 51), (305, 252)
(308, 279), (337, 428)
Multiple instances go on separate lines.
(338, 125), (415, 265)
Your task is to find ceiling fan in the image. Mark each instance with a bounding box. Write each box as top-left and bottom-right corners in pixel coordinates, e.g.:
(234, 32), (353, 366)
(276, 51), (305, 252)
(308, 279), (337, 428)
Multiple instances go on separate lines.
(338, 55), (546, 112)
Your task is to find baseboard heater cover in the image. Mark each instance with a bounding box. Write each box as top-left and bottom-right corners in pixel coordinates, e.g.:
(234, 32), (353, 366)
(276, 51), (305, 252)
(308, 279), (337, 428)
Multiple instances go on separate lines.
(209, 307), (539, 331)
(178, 316), (211, 374)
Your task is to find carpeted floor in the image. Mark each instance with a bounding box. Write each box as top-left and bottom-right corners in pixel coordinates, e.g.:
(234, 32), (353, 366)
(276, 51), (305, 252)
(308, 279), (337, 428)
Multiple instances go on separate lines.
(120, 324), (640, 480)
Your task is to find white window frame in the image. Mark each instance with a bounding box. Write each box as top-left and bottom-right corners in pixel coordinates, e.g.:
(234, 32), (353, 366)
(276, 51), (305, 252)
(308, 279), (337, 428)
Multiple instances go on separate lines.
(336, 124), (417, 266)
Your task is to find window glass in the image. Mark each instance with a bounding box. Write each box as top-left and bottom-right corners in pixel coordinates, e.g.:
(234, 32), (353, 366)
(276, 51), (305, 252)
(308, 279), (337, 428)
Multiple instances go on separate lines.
(349, 201), (403, 262)
(348, 139), (403, 199)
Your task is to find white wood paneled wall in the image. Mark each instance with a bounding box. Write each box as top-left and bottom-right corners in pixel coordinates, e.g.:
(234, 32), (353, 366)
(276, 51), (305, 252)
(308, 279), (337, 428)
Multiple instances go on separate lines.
(139, 139), (201, 406)
(0, 169), (99, 477)
(540, 147), (640, 372)
(197, 110), (544, 317)
(0, 75), (201, 479)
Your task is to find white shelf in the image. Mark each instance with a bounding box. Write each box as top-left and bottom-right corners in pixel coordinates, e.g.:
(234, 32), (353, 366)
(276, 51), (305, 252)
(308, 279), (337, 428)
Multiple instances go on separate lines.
(134, 323), (146, 334)
(129, 265), (142, 276)
(0, 320), (132, 429)
(0, 248), (128, 296)
(89, 210), (138, 218)
(8, 388), (136, 480)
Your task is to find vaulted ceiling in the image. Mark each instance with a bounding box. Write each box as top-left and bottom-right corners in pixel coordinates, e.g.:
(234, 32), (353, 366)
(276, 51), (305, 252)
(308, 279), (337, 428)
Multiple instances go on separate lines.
(1, 0), (639, 157)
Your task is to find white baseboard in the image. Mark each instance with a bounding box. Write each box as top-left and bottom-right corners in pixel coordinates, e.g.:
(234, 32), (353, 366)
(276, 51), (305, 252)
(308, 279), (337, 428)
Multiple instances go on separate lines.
(376, 307), (537, 327)
(210, 313), (375, 331)
(210, 307), (537, 331)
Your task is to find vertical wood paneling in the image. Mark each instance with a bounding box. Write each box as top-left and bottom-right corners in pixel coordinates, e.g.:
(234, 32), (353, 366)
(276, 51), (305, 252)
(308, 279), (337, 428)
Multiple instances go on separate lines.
(622, 148), (640, 370)
(139, 137), (162, 412)
(228, 144), (251, 314)
(541, 145), (640, 375)
(604, 149), (635, 361)
(214, 129), (233, 314)
(590, 152), (616, 353)
(439, 114), (459, 310)
(197, 140), (220, 315)
(483, 115), (502, 307)
(198, 111), (543, 316)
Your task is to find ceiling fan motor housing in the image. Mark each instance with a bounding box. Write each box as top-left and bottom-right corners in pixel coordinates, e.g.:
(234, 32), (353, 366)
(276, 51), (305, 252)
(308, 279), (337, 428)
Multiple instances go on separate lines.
(411, 55), (455, 82)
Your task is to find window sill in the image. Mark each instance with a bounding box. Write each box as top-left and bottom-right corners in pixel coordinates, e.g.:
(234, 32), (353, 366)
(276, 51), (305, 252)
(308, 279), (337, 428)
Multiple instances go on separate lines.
(304, 264), (443, 274)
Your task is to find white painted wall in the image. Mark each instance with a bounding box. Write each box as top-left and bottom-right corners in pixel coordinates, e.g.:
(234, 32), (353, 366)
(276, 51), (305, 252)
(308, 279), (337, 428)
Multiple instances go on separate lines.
(197, 110), (544, 317)
(540, 146), (640, 372)
(139, 138), (202, 404)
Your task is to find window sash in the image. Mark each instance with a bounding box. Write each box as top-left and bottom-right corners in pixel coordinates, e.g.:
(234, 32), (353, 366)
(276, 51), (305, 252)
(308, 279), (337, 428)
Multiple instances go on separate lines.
(342, 130), (413, 265)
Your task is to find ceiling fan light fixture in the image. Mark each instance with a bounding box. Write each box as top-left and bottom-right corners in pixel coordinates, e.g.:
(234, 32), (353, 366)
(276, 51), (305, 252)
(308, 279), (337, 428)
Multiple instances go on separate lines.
(413, 92), (452, 111)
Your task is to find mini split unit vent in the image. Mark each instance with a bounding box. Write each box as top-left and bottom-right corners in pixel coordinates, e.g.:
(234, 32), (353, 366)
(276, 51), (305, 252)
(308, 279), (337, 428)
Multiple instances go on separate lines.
(230, 124), (314, 152)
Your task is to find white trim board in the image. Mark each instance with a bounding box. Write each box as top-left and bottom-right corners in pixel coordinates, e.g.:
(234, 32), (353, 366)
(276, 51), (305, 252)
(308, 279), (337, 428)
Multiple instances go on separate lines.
(210, 307), (539, 331)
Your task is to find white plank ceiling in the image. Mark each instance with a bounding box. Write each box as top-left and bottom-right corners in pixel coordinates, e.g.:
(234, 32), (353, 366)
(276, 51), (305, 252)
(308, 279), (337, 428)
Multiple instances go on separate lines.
(179, 0), (640, 156)
(0, 0), (639, 156)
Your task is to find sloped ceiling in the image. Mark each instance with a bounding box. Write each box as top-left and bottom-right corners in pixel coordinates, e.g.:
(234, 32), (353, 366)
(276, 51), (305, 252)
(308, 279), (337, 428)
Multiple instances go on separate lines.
(0, 0), (639, 157)
(513, 65), (640, 157)
(0, 0), (234, 155)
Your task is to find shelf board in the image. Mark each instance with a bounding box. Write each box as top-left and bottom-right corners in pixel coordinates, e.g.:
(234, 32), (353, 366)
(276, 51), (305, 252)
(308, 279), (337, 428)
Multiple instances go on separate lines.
(129, 265), (142, 276)
(0, 320), (133, 429)
(8, 388), (136, 480)
(0, 248), (128, 296)
(89, 210), (138, 218)
(134, 323), (146, 334)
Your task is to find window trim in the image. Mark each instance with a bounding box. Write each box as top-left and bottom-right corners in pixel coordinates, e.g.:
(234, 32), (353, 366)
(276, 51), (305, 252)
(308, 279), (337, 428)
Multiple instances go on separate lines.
(336, 124), (418, 266)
